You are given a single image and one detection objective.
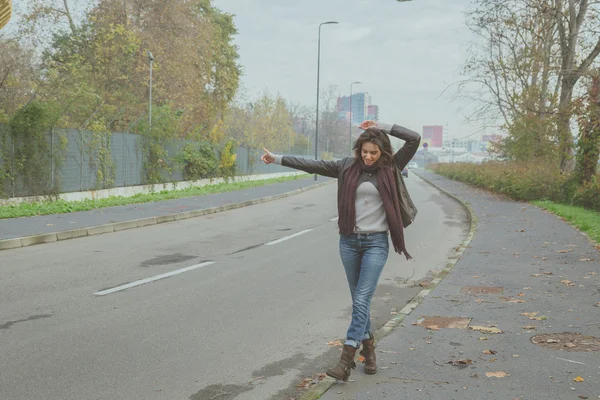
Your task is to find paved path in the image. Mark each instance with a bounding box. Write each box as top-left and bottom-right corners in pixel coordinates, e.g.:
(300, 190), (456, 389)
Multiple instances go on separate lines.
(318, 170), (600, 400)
(0, 177), (333, 247)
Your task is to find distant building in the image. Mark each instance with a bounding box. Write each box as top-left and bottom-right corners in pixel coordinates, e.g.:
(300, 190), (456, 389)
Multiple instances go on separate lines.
(482, 134), (501, 143)
(367, 105), (379, 121)
(423, 125), (443, 147)
(337, 92), (373, 124)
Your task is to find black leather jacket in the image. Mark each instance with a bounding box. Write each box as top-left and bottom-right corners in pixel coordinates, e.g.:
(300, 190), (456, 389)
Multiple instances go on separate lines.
(280, 124), (421, 227)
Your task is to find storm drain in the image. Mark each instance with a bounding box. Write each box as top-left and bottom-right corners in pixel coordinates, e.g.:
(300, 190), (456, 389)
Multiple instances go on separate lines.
(460, 286), (504, 295)
(531, 332), (600, 352)
(415, 316), (472, 329)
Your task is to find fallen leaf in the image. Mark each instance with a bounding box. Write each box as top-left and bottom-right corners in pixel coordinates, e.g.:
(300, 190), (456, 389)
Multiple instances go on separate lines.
(469, 326), (503, 334)
(564, 342), (576, 348)
(357, 356), (366, 363)
(531, 316), (548, 321)
(531, 274), (542, 277)
(542, 257), (548, 261)
(517, 229), (525, 232)
(326, 340), (343, 347)
(500, 296), (523, 303)
(543, 272), (553, 275)
(486, 371), (509, 378)
(512, 354), (519, 358)
(390, 312), (399, 315)
(546, 339), (560, 343)
(578, 396), (588, 399)
(557, 249), (572, 253)
(448, 359), (472, 365)
(595, 302), (600, 308)
(561, 280), (576, 286)
(425, 325), (440, 331)
(482, 349), (497, 355)
(479, 336), (488, 341)
(517, 292), (526, 296)
(520, 312), (538, 317)
(523, 287), (532, 290)
(573, 376), (584, 382)
(579, 258), (592, 262)
(522, 325), (536, 330)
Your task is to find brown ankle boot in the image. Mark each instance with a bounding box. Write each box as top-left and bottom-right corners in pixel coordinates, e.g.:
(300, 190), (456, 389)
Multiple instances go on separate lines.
(360, 333), (377, 375)
(326, 344), (358, 381)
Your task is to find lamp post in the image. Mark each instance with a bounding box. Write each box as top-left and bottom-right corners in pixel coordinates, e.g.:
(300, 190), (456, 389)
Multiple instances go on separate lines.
(314, 21), (339, 181)
(147, 50), (154, 134)
(349, 81), (362, 156)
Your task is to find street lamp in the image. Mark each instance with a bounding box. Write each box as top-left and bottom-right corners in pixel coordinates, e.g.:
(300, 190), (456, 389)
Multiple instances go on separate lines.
(349, 81), (362, 156)
(147, 50), (154, 134)
(314, 21), (339, 181)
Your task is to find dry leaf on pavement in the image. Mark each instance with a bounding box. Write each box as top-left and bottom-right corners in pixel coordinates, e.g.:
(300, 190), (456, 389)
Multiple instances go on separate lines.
(482, 349), (497, 355)
(500, 297), (526, 303)
(573, 376), (584, 382)
(448, 359), (473, 365)
(531, 273), (542, 277)
(520, 312), (538, 317)
(522, 325), (536, 330)
(486, 371), (509, 378)
(469, 326), (503, 334)
(326, 340), (343, 347)
(531, 316), (547, 320)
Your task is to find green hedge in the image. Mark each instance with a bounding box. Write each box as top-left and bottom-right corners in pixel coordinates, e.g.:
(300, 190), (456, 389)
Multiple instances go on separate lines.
(430, 162), (600, 212)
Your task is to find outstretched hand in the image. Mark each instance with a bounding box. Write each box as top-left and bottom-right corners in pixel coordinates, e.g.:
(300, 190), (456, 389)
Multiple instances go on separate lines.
(359, 120), (378, 130)
(261, 148), (275, 164)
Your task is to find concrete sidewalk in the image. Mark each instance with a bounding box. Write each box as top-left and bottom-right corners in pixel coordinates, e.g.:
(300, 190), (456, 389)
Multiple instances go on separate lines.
(0, 176), (334, 251)
(317, 170), (599, 400)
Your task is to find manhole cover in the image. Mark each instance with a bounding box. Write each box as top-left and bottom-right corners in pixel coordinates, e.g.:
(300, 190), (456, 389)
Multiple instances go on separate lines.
(415, 316), (471, 329)
(460, 286), (503, 295)
(531, 332), (600, 352)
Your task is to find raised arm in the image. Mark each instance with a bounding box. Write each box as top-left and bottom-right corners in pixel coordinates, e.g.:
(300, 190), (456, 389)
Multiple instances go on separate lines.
(261, 148), (343, 178)
(377, 123), (421, 170)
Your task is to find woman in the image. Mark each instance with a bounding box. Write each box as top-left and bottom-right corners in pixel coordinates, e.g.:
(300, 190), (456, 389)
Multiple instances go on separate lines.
(261, 120), (420, 381)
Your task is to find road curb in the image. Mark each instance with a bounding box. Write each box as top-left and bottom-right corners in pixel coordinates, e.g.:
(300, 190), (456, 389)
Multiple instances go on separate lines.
(0, 180), (335, 252)
(299, 171), (478, 400)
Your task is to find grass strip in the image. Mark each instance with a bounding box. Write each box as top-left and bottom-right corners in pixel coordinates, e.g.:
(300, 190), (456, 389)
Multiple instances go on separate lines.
(0, 174), (310, 219)
(533, 200), (600, 244)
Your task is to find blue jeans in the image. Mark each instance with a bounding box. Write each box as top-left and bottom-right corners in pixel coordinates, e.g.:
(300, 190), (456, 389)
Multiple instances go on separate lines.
(339, 232), (389, 348)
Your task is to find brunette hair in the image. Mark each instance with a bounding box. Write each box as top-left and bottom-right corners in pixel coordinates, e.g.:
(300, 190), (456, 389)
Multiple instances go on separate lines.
(353, 128), (394, 166)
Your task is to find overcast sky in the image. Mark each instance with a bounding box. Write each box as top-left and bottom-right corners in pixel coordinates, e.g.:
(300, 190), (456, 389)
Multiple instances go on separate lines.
(213, 0), (486, 139)
(5, 0), (487, 139)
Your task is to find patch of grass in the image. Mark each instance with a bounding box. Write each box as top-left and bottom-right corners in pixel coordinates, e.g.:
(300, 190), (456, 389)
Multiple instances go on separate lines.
(0, 174), (311, 219)
(533, 200), (600, 244)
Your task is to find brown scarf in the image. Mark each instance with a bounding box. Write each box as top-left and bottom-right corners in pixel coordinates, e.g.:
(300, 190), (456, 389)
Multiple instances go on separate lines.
(338, 160), (411, 260)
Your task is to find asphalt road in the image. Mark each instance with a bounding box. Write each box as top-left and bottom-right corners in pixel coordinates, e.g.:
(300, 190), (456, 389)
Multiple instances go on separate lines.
(0, 173), (467, 400)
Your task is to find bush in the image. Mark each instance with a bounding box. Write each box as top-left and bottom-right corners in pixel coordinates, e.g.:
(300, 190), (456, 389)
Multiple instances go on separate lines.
(571, 176), (600, 212)
(430, 161), (570, 202)
(179, 142), (219, 180)
(218, 140), (237, 181)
